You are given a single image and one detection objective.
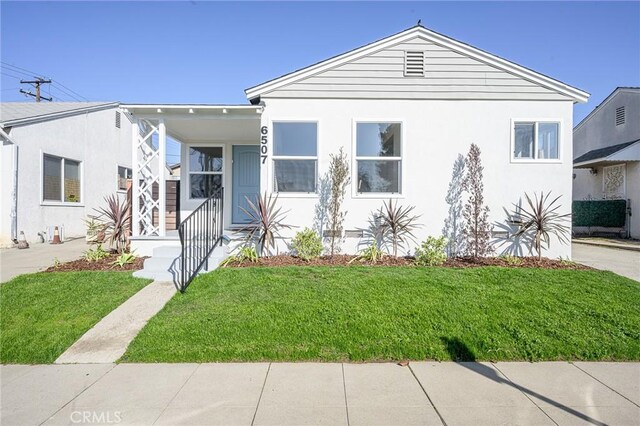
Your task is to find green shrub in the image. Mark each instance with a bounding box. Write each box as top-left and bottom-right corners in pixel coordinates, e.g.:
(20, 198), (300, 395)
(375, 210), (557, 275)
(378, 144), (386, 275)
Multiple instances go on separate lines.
(291, 228), (323, 261)
(112, 252), (137, 268)
(350, 243), (385, 264)
(415, 236), (447, 266)
(84, 244), (110, 262)
(220, 246), (259, 267)
(499, 254), (523, 266)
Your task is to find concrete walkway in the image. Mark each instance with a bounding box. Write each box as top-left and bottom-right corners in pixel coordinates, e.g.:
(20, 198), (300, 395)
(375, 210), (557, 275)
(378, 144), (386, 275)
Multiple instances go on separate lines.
(1, 362), (638, 425)
(572, 243), (640, 282)
(0, 238), (88, 283)
(55, 281), (177, 364)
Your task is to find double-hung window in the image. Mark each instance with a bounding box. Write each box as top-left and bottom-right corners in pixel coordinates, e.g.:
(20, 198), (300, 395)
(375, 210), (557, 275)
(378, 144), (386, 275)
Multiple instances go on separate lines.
(513, 121), (560, 161)
(355, 122), (402, 194)
(42, 154), (82, 203)
(273, 122), (318, 193)
(189, 146), (223, 199)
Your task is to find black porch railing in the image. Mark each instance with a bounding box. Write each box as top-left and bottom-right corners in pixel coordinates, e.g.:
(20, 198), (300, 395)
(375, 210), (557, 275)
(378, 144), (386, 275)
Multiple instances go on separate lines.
(178, 187), (224, 292)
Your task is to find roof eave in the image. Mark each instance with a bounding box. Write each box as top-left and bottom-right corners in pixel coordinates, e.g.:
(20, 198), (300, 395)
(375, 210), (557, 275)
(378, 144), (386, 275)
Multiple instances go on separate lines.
(0, 102), (120, 128)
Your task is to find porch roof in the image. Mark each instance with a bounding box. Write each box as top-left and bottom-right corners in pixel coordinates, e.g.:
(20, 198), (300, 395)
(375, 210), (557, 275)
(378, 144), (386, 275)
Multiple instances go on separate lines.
(122, 104), (263, 143)
(574, 139), (640, 168)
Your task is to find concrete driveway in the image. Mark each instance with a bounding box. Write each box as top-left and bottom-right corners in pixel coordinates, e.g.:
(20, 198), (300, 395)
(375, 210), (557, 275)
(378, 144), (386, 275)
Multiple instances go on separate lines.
(572, 243), (640, 282)
(0, 238), (88, 283)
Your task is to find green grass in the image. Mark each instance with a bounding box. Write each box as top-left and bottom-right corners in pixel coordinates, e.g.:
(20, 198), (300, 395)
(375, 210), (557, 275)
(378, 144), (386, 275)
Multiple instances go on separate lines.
(122, 267), (640, 363)
(1, 272), (151, 364)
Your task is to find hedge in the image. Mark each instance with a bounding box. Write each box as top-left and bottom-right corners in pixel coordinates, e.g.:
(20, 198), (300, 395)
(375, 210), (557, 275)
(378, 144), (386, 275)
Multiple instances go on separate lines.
(572, 200), (627, 228)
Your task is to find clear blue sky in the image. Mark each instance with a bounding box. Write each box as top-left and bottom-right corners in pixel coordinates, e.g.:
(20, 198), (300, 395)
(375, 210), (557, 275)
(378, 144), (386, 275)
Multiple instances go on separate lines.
(2, 1), (639, 126)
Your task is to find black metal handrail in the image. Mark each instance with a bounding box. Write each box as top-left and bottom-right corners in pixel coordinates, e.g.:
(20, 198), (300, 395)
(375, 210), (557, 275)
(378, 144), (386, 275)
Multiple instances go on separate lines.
(178, 187), (224, 292)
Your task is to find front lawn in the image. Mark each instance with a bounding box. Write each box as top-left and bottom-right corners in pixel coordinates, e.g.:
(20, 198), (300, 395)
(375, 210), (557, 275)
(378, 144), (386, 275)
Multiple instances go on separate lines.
(123, 266), (640, 362)
(0, 272), (151, 364)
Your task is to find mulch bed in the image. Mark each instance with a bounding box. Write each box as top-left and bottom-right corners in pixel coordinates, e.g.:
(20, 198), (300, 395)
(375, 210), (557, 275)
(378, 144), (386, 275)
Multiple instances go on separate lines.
(45, 254), (146, 272)
(226, 254), (591, 270)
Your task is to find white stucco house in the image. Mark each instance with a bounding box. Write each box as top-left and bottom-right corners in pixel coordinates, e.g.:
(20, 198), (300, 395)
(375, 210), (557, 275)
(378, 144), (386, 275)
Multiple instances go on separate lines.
(125, 25), (589, 281)
(0, 102), (133, 246)
(573, 87), (640, 238)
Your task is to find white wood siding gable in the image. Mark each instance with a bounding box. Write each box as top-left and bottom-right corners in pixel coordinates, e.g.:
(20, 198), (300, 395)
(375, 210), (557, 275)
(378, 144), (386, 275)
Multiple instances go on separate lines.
(246, 26), (589, 103)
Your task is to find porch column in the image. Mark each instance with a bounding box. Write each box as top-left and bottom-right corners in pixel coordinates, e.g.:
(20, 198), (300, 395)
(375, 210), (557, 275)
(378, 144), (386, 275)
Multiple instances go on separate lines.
(158, 119), (167, 237)
(131, 119), (140, 237)
(133, 118), (161, 236)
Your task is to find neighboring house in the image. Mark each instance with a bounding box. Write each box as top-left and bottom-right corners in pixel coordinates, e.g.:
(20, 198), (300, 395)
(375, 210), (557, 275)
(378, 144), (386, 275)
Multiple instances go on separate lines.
(0, 102), (133, 246)
(126, 25), (589, 260)
(573, 87), (640, 238)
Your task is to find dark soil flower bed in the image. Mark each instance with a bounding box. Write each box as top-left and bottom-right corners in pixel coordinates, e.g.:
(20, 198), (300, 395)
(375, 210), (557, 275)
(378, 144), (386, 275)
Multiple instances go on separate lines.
(225, 254), (591, 270)
(45, 254), (146, 272)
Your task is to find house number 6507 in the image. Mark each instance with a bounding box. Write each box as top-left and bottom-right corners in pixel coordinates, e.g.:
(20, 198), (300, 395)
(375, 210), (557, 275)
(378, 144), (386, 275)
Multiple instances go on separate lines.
(260, 126), (268, 164)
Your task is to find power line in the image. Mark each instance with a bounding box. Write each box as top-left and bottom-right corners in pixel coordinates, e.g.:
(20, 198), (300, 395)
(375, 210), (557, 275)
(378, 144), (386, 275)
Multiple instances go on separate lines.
(52, 81), (88, 101)
(1, 61), (90, 101)
(0, 70), (26, 80)
(49, 83), (84, 101)
(0, 61), (48, 78)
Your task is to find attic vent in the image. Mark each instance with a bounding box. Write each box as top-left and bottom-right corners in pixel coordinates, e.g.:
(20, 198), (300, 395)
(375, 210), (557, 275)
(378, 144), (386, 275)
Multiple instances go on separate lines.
(115, 111), (121, 128)
(404, 51), (424, 77)
(615, 106), (625, 126)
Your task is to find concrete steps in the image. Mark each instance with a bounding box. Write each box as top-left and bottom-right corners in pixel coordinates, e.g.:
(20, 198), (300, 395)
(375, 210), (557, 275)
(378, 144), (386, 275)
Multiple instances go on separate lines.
(133, 244), (228, 283)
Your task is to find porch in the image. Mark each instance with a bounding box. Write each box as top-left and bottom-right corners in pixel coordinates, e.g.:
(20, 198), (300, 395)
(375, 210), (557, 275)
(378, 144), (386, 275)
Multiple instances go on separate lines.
(122, 104), (263, 256)
(122, 104), (263, 287)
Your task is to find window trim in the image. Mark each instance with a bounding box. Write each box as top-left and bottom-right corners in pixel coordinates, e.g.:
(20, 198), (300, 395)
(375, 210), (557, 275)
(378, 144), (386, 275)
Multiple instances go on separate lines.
(116, 164), (132, 193)
(186, 143), (225, 200)
(271, 120), (319, 197)
(352, 119), (405, 198)
(40, 150), (84, 206)
(510, 119), (563, 164)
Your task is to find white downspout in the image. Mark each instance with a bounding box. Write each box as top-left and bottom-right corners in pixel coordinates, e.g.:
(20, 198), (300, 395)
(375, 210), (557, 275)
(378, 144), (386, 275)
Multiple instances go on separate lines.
(1, 128), (18, 242)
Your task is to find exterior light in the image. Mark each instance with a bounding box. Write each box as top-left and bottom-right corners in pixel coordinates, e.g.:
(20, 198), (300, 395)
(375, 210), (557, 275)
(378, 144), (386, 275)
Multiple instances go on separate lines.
(188, 108), (194, 114)
(157, 108), (162, 113)
(222, 108), (228, 114)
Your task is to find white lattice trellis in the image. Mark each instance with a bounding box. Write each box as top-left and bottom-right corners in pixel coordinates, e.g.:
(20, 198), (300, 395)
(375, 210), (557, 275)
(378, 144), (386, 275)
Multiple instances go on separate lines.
(132, 118), (166, 236)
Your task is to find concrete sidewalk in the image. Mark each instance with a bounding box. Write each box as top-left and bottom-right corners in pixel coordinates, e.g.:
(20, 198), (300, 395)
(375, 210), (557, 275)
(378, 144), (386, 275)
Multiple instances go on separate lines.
(1, 362), (638, 425)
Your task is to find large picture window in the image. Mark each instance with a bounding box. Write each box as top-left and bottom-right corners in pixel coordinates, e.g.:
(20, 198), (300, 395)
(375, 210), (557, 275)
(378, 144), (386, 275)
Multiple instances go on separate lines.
(273, 122), (317, 193)
(43, 154), (81, 203)
(189, 146), (223, 199)
(355, 122), (402, 194)
(513, 121), (560, 160)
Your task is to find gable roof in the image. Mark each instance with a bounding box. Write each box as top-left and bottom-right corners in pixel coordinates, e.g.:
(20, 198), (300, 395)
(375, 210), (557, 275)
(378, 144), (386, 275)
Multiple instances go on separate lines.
(0, 102), (119, 128)
(574, 139), (640, 166)
(245, 25), (589, 103)
(574, 87), (640, 132)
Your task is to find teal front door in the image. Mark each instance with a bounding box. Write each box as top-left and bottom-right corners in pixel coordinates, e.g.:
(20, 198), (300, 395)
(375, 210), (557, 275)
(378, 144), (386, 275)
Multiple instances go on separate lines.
(232, 145), (260, 224)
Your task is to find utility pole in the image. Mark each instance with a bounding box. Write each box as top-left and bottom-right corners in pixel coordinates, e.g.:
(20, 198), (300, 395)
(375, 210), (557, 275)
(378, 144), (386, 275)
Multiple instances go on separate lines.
(19, 77), (52, 102)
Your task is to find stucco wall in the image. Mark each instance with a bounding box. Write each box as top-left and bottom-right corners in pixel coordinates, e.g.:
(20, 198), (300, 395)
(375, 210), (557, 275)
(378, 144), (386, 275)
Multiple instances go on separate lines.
(251, 98), (575, 259)
(574, 90), (640, 158)
(1, 107), (132, 243)
(573, 163), (639, 238)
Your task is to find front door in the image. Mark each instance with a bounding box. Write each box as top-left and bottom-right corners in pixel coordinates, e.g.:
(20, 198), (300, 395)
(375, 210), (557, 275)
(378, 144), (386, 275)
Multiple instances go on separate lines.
(232, 145), (260, 224)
